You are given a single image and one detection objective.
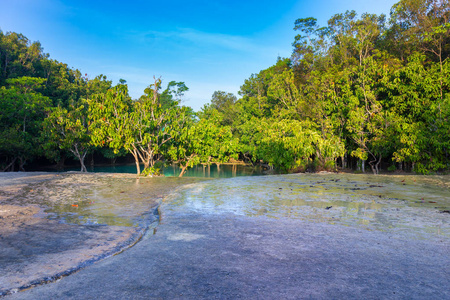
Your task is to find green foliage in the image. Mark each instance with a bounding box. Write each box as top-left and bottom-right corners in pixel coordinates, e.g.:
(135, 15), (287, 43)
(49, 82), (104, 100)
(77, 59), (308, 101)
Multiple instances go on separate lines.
(160, 80), (189, 110)
(232, 117), (344, 172)
(0, 77), (51, 170)
(89, 80), (190, 176)
(0, 31), (47, 84)
(217, 0), (450, 174)
(169, 109), (240, 177)
(1, 0), (450, 174)
(42, 104), (92, 172)
(254, 119), (317, 171)
(141, 166), (161, 177)
(387, 165), (396, 172)
(199, 91), (239, 126)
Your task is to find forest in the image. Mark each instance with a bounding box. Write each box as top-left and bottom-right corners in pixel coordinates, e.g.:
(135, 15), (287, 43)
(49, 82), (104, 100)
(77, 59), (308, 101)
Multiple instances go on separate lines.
(0, 0), (449, 175)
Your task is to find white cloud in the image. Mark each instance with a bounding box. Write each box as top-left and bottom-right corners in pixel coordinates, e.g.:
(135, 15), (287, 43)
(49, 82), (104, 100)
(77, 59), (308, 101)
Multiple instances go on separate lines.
(128, 27), (287, 57)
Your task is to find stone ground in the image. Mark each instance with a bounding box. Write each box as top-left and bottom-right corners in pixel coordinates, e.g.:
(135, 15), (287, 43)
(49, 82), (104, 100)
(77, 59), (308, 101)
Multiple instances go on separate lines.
(0, 203), (138, 294)
(1, 172), (449, 299)
(6, 199), (450, 299)
(0, 173), (146, 296)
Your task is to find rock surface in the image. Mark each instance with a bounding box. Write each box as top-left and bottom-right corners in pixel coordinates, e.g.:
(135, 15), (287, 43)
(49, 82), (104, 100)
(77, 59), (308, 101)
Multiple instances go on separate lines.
(7, 177), (450, 299)
(2, 173), (449, 299)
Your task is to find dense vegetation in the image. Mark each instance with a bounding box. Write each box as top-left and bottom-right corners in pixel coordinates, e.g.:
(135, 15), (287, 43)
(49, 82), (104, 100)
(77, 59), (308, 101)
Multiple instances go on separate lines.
(1, 0), (449, 175)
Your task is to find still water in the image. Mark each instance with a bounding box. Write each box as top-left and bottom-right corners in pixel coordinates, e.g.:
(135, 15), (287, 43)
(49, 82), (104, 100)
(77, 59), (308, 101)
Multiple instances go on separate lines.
(167, 173), (450, 238)
(15, 174), (206, 227)
(19, 172), (450, 238)
(68, 163), (265, 178)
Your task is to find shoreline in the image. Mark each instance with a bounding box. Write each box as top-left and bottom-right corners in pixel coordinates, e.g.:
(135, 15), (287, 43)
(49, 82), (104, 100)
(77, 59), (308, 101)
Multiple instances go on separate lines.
(0, 172), (202, 296)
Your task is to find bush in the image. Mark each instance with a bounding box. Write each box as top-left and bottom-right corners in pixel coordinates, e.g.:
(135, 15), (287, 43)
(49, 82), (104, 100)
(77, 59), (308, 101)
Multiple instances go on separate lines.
(387, 165), (396, 172)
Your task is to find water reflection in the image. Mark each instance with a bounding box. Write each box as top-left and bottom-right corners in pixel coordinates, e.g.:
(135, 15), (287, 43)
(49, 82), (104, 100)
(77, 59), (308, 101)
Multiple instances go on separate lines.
(14, 174), (204, 227)
(169, 173), (450, 237)
(162, 164), (264, 178)
(64, 164), (265, 178)
(13, 173), (449, 238)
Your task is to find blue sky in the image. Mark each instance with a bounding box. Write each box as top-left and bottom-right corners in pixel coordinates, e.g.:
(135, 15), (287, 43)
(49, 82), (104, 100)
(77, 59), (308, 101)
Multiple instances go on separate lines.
(1, 0), (398, 111)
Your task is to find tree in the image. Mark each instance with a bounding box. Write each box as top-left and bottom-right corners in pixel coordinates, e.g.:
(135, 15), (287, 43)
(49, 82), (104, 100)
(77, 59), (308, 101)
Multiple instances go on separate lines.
(169, 109), (239, 177)
(267, 69), (304, 118)
(210, 91), (237, 111)
(0, 31), (47, 84)
(253, 119), (318, 171)
(206, 90), (237, 126)
(0, 77), (50, 171)
(389, 0), (450, 64)
(88, 84), (136, 171)
(160, 81), (189, 110)
(386, 53), (450, 173)
(42, 104), (91, 172)
(89, 79), (189, 176)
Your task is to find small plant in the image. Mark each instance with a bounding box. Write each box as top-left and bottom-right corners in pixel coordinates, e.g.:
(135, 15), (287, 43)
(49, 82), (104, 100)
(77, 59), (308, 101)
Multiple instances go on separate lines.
(324, 160), (336, 171)
(387, 165), (396, 172)
(141, 166), (161, 177)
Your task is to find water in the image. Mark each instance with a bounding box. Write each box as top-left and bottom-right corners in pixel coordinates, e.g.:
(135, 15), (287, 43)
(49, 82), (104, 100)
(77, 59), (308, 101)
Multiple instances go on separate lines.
(3, 171), (449, 294)
(167, 173), (450, 238)
(14, 173), (206, 227)
(13, 172), (450, 237)
(162, 164), (264, 177)
(64, 163), (265, 178)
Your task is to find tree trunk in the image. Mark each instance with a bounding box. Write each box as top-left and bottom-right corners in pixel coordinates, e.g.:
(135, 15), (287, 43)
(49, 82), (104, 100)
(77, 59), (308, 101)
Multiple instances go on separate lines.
(369, 157), (377, 175)
(374, 155), (382, 175)
(2, 157), (17, 172)
(56, 155), (66, 170)
(143, 161), (150, 173)
(369, 163), (376, 175)
(79, 157), (87, 172)
(18, 157), (26, 171)
(179, 155), (195, 177)
(71, 145), (88, 172)
(179, 165), (188, 177)
(131, 149), (140, 175)
(80, 150), (88, 172)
